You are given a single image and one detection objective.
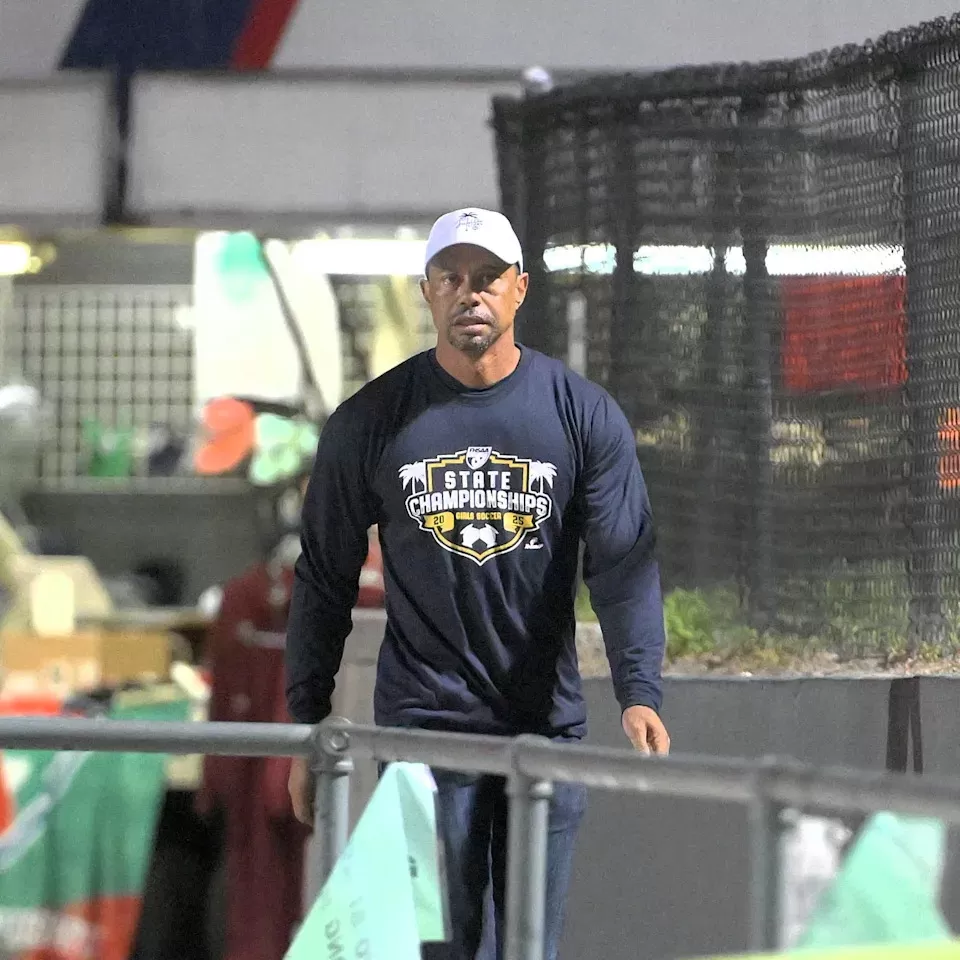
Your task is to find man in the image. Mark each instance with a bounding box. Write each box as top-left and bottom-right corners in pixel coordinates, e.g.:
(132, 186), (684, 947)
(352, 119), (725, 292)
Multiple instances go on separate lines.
(286, 208), (669, 960)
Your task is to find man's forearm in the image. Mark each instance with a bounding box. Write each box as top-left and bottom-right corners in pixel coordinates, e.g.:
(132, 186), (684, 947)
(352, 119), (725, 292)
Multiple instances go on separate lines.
(593, 591), (665, 713)
(284, 562), (356, 724)
(285, 401), (376, 724)
(587, 527), (666, 714)
(579, 392), (666, 714)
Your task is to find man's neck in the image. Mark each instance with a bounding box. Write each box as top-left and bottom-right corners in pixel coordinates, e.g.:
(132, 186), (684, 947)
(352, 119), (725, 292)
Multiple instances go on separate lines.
(435, 339), (521, 388)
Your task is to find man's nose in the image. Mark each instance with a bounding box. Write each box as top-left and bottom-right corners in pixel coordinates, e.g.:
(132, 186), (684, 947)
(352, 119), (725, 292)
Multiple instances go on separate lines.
(457, 277), (480, 302)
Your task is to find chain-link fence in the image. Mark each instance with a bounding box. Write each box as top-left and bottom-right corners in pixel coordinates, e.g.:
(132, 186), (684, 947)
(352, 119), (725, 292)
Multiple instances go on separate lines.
(492, 14), (960, 658)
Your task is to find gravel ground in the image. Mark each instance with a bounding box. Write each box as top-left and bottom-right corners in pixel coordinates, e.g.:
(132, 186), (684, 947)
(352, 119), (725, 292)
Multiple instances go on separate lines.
(574, 622), (960, 680)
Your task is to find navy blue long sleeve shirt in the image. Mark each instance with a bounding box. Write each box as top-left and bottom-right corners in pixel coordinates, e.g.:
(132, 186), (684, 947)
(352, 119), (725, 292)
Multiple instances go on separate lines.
(285, 346), (666, 739)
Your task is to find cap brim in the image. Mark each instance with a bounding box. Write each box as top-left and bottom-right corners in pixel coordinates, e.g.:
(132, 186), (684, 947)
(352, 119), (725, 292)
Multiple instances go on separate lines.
(424, 243), (520, 274)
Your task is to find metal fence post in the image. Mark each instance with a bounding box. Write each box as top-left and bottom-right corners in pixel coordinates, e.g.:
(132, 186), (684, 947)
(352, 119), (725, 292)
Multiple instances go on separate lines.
(311, 718), (353, 893)
(747, 760), (785, 953)
(505, 737), (553, 960)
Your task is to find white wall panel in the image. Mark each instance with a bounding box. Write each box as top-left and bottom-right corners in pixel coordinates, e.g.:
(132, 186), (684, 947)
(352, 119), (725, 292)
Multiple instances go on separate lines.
(0, 77), (112, 225)
(0, 0), (88, 78)
(0, 0), (957, 80)
(127, 75), (520, 225)
(276, 0), (959, 72)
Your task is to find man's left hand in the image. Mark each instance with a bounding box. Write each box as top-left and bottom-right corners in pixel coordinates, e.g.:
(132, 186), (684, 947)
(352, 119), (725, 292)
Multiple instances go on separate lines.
(621, 705), (670, 756)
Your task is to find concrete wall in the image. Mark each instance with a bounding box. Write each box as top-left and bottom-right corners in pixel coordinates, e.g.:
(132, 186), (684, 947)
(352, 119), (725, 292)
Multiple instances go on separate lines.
(569, 678), (888, 960)
(23, 487), (264, 603)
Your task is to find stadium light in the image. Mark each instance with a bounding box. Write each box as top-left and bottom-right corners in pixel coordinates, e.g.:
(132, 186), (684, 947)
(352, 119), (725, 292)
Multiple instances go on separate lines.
(543, 243), (905, 277)
(198, 234), (907, 280)
(0, 242), (35, 277)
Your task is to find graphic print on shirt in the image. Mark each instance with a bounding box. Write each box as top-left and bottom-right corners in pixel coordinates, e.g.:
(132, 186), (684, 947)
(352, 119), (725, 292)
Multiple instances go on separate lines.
(399, 446), (557, 564)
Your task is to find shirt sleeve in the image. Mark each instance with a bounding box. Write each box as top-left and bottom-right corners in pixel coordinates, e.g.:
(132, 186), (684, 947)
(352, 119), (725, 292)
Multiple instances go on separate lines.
(580, 393), (666, 714)
(285, 406), (377, 724)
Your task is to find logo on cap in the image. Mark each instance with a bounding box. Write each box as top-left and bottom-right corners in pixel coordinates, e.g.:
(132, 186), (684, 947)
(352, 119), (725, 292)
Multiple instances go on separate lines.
(457, 212), (482, 232)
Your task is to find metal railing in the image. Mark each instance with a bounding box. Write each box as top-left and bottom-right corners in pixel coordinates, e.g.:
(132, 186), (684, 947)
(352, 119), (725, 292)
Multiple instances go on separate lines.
(0, 715), (959, 960)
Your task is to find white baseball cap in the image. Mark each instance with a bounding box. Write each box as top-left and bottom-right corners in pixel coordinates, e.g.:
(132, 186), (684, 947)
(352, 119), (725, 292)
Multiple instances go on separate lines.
(424, 208), (524, 274)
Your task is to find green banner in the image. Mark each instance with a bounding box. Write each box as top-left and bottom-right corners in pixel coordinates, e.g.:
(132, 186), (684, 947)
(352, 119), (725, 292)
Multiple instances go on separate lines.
(286, 761), (449, 960)
(695, 812), (959, 960)
(797, 812), (952, 950)
(0, 696), (189, 960)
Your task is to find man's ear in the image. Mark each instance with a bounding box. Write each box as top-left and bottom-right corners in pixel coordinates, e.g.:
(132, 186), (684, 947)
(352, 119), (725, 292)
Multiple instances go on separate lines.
(420, 276), (431, 304)
(515, 271), (529, 308)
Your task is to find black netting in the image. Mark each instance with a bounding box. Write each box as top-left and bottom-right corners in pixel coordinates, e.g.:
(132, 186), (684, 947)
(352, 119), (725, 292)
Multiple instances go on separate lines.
(493, 15), (960, 657)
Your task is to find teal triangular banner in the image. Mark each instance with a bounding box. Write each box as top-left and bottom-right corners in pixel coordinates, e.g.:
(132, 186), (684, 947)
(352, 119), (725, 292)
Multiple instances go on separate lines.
(798, 812), (952, 949)
(285, 762), (449, 960)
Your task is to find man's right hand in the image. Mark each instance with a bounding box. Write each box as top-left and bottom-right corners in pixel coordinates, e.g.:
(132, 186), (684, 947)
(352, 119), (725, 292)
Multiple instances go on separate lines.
(288, 755), (315, 827)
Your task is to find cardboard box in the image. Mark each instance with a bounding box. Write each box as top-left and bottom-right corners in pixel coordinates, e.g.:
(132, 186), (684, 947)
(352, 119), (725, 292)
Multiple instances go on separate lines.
(0, 629), (171, 693)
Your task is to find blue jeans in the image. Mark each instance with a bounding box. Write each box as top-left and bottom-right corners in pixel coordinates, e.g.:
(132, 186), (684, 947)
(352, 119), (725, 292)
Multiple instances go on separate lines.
(422, 770), (587, 960)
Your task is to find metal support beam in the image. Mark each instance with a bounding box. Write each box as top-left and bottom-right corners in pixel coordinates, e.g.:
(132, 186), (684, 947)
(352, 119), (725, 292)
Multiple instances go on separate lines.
(0, 716), (314, 756)
(1, 715), (960, 825)
(313, 760), (353, 889)
(747, 763), (786, 953)
(505, 736), (555, 960)
(900, 65), (950, 651)
(738, 97), (776, 628)
(312, 719), (353, 889)
(320, 718), (515, 775)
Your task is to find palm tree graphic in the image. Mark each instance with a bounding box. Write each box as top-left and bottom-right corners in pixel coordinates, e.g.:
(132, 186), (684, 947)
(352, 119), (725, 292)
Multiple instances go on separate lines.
(529, 460), (557, 495)
(399, 460), (428, 494)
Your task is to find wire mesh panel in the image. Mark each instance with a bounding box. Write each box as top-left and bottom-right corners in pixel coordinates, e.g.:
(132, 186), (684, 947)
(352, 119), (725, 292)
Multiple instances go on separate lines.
(493, 15), (960, 656)
(4, 285), (195, 483)
(0, 279), (11, 370)
(3, 277), (437, 486)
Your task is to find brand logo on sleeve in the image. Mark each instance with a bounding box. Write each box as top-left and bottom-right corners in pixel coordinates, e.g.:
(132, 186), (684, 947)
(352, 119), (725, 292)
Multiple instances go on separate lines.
(399, 449), (557, 564)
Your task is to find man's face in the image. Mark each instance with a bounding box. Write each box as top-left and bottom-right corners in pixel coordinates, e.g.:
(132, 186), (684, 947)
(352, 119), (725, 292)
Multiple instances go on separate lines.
(420, 244), (528, 357)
